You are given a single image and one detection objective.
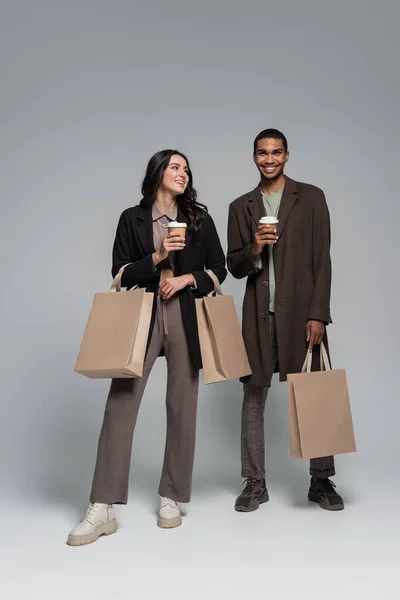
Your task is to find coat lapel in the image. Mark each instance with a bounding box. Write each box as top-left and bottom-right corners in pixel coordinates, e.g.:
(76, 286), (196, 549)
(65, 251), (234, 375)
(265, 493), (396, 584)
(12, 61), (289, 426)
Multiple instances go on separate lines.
(177, 207), (193, 247)
(247, 185), (264, 228)
(247, 177), (298, 234)
(174, 207), (193, 275)
(276, 176), (298, 236)
(136, 205), (155, 255)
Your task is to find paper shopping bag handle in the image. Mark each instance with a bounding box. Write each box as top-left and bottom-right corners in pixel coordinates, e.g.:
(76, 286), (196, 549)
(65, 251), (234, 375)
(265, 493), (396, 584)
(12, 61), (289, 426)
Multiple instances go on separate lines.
(109, 264), (133, 292)
(205, 269), (224, 296)
(301, 342), (332, 373)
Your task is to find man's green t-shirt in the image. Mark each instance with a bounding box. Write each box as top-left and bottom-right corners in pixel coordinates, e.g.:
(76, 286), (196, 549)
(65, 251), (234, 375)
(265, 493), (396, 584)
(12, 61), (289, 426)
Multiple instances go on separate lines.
(261, 189), (283, 312)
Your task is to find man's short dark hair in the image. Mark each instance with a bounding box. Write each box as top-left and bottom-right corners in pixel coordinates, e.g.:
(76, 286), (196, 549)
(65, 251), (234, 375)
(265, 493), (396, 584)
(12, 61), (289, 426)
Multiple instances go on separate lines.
(253, 129), (288, 153)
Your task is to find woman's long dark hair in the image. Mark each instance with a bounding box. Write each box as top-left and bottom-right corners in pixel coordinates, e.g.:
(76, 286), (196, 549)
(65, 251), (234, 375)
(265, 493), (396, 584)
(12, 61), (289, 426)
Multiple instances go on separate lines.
(140, 149), (208, 231)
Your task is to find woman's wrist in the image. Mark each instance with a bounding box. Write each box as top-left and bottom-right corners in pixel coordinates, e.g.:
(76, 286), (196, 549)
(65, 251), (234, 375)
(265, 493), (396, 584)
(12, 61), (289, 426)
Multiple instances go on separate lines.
(183, 273), (195, 287)
(152, 251), (164, 266)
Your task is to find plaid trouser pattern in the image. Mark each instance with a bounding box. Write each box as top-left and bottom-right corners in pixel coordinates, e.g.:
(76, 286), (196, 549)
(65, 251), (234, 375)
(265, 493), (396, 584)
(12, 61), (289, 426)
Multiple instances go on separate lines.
(241, 313), (335, 480)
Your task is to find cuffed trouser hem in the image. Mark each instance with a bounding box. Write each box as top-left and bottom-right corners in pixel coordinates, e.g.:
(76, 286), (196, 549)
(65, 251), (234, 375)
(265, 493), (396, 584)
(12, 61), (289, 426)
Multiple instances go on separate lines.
(310, 468), (336, 478)
(241, 470), (266, 481)
(90, 496), (127, 505)
(310, 463), (336, 479)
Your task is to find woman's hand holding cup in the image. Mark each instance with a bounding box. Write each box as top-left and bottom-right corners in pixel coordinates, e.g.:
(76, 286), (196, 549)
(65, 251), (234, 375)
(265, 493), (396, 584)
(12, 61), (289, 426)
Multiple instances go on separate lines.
(154, 233), (185, 263)
(153, 223), (187, 265)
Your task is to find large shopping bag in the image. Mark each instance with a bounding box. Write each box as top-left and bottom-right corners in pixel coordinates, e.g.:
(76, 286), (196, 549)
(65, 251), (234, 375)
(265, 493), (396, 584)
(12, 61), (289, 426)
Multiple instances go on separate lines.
(287, 343), (356, 458)
(195, 270), (252, 384)
(74, 265), (154, 378)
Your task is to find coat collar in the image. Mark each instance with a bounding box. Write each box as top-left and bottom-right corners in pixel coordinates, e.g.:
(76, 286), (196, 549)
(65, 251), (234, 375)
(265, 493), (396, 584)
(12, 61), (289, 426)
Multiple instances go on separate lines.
(248, 176), (298, 236)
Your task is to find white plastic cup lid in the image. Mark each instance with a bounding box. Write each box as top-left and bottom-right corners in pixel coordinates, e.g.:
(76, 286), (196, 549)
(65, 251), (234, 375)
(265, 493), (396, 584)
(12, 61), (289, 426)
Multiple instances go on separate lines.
(168, 221), (187, 227)
(259, 216), (279, 224)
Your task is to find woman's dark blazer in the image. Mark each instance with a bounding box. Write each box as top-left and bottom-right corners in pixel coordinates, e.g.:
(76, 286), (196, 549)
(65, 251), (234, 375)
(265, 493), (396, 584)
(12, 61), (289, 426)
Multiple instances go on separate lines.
(111, 203), (227, 370)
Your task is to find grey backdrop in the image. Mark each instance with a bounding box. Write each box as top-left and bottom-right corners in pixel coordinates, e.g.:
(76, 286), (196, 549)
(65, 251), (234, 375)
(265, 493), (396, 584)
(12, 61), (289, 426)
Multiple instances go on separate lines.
(1, 1), (399, 598)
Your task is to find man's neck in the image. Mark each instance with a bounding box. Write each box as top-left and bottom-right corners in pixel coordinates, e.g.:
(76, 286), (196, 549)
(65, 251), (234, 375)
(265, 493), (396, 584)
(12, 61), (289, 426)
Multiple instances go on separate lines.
(155, 189), (177, 214)
(260, 174), (286, 195)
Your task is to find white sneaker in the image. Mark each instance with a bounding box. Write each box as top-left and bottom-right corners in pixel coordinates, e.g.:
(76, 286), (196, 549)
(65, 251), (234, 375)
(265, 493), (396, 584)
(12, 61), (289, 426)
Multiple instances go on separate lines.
(158, 496), (182, 529)
(67, 503), (117, 546)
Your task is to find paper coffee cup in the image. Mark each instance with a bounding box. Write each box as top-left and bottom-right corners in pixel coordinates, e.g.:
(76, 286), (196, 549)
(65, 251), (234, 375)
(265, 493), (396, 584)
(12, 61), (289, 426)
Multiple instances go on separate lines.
(167, 221), (187, 237)
(259, 216), (279, 225)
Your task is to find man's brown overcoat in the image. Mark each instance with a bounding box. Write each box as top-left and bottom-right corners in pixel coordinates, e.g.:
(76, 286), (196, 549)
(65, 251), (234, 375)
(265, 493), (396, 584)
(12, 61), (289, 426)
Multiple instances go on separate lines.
(227, 176), (332, 387)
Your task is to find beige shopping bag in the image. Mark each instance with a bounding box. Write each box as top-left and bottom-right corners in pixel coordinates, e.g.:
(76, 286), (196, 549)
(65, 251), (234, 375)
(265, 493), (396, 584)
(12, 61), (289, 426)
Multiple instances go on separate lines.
(195, 270), (252, 384)
(74, 265), (154, 378)
(287, 343), (356, 458)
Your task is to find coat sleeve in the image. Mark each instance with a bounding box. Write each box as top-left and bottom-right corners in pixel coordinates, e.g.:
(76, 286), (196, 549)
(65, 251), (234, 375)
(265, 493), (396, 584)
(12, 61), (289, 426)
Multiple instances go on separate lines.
(308, 190), (332, 324)
(111, 211), (159, 288)
(190, 214), (227, 296)
(227, 203), (259, 279)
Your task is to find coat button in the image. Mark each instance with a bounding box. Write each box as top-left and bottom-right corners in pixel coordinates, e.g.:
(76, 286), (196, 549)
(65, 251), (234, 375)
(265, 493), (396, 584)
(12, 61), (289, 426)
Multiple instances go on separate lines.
(263, 280), (269, 287)
(261, 312), (267, 319)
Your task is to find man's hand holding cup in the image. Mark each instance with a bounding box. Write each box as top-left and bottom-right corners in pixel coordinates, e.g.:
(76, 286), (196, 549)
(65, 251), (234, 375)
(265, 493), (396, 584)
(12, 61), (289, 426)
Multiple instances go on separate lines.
(252, 216), (279, 257)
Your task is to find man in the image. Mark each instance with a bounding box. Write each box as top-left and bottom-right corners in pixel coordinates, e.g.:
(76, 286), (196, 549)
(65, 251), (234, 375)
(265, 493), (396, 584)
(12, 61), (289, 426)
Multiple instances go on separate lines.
(227, 128), (344, 512)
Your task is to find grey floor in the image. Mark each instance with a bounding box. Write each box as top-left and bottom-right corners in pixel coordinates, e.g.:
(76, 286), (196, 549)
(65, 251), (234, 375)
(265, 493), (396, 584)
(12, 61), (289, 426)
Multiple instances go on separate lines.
(4, 472), (398, 600)
(4, 376), (399, 600)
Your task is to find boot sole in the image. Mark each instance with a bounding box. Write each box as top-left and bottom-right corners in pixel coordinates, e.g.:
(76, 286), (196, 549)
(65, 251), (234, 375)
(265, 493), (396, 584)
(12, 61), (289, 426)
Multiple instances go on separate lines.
(157, 516), (182, 529)
(235, 491), (270, 512)
(308, 491), (344, 511)
(67, 519), (118, 546)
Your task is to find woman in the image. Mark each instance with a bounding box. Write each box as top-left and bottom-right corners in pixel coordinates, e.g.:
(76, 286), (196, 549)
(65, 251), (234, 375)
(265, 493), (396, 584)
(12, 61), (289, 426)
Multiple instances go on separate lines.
(67, 150), (227, 545)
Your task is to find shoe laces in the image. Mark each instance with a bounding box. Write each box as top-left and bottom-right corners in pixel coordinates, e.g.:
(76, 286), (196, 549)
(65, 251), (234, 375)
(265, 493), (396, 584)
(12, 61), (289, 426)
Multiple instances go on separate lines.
(315, 478), (337, 494)
(84, 502), (98, 521)
(160, 497), (177, 509)
(242, 478), (262, 494)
